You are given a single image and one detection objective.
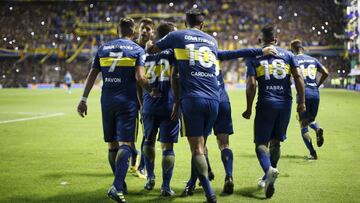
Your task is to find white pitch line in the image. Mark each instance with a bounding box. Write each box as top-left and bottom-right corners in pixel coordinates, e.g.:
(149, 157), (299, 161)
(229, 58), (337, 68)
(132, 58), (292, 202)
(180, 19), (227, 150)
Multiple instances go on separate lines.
(0, 113), (65, 124)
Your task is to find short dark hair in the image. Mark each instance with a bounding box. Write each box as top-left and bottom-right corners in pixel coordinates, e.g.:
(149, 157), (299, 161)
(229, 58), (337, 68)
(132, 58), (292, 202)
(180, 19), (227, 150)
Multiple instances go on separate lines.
(185, 8), (205, 27)
(119, 17), (135, 37)
(261, 25), (275, 44)
(157, 21), (176, 39)
(290, 39), (303, 53)
(139, 17), (155, 28)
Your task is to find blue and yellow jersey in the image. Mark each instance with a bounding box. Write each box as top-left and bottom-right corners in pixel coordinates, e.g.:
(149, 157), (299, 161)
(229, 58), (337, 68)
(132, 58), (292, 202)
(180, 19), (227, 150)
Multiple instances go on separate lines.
(294, 54), (324, 100)
(142, 49), (175, 115)
(246, 47), (298, 108)
(218, 48), (263, 103)
(155, 29), (219, 101)
(92, 38), (145, 104)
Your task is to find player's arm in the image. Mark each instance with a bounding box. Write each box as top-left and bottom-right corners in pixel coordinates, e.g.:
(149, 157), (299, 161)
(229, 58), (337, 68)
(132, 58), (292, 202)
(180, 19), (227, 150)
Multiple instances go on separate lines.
(317, 62), (329, 88)
(291, 67), (306, 113)
(136, 84), (143, 108)
(170, 65), (180, 121)
(243, 75), (256, 119)
(77, 68), (100, 118)
(147, 32), (174, 54)
(146, 42), (162, 55)
(218, 46), (277, 61)
(242, 59), (257, 119)
(135, 65), (155, 94)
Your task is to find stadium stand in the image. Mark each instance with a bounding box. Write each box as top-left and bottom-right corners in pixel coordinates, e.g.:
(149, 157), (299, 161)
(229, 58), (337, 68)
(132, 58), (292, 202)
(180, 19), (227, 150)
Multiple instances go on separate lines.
(0, 0), (353, 88)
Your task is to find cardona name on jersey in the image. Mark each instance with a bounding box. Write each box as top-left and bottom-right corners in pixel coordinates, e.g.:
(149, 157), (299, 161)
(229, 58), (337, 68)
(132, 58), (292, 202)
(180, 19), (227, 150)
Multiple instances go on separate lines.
(191, 71), (215, 78)
(184, 35), (215, 46)
(102, 44), (134, 50)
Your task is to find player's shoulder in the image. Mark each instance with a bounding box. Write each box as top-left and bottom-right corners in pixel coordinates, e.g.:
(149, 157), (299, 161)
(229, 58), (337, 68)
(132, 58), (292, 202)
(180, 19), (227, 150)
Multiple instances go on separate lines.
(276, 47), (294, 57)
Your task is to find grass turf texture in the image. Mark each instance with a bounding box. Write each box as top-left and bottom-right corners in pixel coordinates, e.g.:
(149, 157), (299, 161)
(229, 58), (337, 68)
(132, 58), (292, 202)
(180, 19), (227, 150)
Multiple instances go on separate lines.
(0, 88), (359, 203)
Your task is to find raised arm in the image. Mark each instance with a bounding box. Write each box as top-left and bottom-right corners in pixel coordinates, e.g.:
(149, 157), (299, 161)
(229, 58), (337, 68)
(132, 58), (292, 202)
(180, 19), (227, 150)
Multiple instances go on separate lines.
(218, 46), (277, 61)
(77, 68), (100, 117)
(147, 32), (174, 54)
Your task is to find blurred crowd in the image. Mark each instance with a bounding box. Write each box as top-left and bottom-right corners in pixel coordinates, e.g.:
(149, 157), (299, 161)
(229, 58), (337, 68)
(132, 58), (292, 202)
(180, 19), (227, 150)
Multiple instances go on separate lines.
(0, 0), (348, 87)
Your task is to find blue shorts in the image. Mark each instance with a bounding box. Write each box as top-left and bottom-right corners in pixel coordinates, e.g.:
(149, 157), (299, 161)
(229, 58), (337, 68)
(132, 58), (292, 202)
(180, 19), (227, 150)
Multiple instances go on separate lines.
(254, 105), (292, 144)
(213, 102), (234, 135)
(101, 102), (139, 142)
(181, 98), (219, 137)
(299, 98), (319, 122)
(142, 113), (179, 143)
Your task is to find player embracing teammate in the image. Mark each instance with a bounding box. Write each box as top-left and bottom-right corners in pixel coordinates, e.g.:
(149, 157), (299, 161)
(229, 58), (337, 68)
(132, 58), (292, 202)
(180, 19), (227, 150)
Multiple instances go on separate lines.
(76, 7), (323, 203)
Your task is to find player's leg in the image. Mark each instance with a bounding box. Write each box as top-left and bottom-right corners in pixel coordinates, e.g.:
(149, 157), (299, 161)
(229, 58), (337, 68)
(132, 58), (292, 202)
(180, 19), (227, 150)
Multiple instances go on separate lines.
(204, 146), (215, 181)
(308, 99), (324, 147)
(214, 101), (234, 194)
(108, 142), (120, 175)
(101, 106), (119, 175)
(129, 142), (139, 172)
(158, 115), (179, 196)
(108, 108), (138, 203)
(299, 117), (317, 159)
(142, 114), (158, 190)
(188, 137), (216, 201)
(264, 106), (292, 198)
(160, 142), (175, 196)
(181, 98), (218, 202)
(137, 136), (146, 173)
(254, 106), (279, 198)
(269, 139), (281, 168)
(216, 133), (234, 194)
(67, 83), (72, 94)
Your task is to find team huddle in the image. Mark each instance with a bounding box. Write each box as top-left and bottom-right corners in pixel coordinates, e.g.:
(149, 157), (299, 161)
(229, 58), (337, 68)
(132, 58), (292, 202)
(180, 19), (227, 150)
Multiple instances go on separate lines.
(77, 8), (328, 203)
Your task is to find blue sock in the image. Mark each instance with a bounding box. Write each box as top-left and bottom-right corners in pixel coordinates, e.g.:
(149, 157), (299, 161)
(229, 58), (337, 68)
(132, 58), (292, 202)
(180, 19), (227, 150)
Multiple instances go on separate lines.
(193, 155), (215, 197)
(186, 157), (198, 187)
(255, 145), (271, 173)
(162, 149), (175, 190)
(130, 147), (138, 167)
(301, 127), (316, 155)
(108, 148), (119, 175)
(143, 141), (155, 179)
(113, 145), (131, 191)
(309, 122), (320, 131)
(138, 137), (145, 171)
(221, 148), (233, 177)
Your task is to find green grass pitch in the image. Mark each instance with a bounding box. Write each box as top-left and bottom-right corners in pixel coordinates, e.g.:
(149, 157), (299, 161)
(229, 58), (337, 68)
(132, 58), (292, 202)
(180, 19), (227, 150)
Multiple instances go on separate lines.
(0, 88), (359, 203)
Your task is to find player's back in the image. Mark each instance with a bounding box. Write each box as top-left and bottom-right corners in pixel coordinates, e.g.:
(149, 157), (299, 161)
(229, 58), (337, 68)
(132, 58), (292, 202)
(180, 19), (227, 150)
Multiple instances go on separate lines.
(294, 54), (323, 99)
(246, 47), (297, 108)
(143, 49), (175, 115)
(156, 29), (220, 100)
(93, 38), (145, 105)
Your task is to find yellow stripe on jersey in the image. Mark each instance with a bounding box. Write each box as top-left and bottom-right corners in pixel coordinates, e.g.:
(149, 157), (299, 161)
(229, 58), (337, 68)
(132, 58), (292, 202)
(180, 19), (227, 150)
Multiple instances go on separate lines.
(174, 48), (220, 68)
(145, 65), (172, 78)
(256, 64), (291, 77)
(301, 68), (317, 77)
(99, 57), (136, 67)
